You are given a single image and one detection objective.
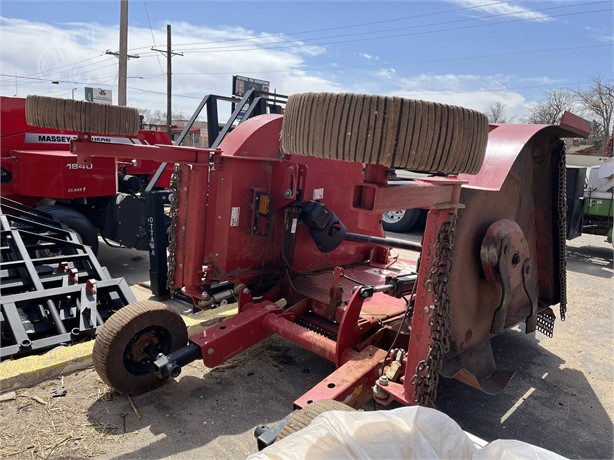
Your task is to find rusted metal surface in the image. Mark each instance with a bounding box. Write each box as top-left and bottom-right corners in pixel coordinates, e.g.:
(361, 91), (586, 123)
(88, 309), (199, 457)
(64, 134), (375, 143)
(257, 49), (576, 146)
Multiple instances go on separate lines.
(293, 346), (388, 409)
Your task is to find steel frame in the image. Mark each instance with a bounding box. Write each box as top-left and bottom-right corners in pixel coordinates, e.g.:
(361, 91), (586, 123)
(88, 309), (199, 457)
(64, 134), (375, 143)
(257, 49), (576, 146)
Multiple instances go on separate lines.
(71, 107), (588, 412)
(0, 198), (135, 359)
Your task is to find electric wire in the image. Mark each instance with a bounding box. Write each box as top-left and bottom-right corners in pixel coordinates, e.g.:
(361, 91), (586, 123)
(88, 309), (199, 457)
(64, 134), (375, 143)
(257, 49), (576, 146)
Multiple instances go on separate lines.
(124, 0), (563, 51)
(157, 44), (610, 77)
(142, 0), (165, 75)
(1, 2), (606, 87)
(171, 5), (611, 54)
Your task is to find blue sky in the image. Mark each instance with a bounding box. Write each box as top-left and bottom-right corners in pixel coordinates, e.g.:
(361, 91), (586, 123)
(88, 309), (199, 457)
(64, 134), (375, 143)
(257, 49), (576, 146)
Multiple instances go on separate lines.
(0, 1), (612, 120)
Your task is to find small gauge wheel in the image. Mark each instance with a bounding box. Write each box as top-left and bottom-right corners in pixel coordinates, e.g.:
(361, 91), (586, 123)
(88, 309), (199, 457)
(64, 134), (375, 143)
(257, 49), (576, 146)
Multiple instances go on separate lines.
(93, 300), (188, 395)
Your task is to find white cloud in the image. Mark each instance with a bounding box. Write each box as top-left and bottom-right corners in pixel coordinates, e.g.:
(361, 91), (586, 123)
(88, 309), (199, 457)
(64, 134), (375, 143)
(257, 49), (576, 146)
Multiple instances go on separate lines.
(375, 68), (397, 80)
(378, 72), (530, 119)
(448, 0), (551, 22)
(584, 25), (614, 43)
(358, 52), (378, 60)
(0, 17), (338, 115)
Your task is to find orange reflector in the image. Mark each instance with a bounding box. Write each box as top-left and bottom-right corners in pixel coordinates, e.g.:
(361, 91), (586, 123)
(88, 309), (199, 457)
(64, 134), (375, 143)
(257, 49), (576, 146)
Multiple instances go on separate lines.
(259, 194), (271, 214)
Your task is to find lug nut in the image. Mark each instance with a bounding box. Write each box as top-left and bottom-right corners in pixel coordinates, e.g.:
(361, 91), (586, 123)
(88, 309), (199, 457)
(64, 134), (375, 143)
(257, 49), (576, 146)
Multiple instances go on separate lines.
(378, 375), (389, 386)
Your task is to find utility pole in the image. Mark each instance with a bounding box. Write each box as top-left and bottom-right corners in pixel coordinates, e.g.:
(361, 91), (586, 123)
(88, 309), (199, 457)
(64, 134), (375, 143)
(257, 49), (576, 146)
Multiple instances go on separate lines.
(118, 0), (128, 106)
(106, 0), (138, 106)
(152, 24), (183, 139)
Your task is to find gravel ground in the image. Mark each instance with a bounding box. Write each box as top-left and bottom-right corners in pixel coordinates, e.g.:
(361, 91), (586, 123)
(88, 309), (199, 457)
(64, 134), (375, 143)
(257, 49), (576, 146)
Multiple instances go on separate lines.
(0, 233), (612, 459)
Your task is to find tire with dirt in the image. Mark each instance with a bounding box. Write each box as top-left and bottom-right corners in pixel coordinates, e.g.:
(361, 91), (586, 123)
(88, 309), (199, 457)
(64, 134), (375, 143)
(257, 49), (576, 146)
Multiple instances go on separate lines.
(25, 95), (140, 136)
(281, 93), (488, 174)
(382, 208), (422, 232)
(93, 300), (188, 395)
(37, 205), (99, 254)
(276, 399), (355, 441)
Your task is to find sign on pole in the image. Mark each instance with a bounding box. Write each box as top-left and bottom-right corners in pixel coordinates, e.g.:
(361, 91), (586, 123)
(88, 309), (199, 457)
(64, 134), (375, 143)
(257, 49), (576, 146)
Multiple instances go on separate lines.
(84, 87), (113, 105)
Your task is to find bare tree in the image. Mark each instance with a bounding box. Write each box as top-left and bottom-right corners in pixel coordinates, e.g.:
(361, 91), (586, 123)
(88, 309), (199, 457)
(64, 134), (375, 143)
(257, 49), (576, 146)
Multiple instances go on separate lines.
(573, 75), (614, 141)
(486, 101), (514, 123)
(526, 88), (577, 124)
(140, 109), (188, 125)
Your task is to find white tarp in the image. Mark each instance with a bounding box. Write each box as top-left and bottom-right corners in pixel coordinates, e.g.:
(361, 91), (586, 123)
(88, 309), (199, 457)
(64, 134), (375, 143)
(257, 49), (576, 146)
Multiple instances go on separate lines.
(249, 406), (566, 460)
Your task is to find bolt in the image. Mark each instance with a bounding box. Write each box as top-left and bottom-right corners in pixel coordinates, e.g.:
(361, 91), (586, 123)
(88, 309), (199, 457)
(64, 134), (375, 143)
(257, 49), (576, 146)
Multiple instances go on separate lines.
(284, 188), (293, 198)
(242, 288), (250, 295)
(220, 177), (224, 181)
(423, 306), (429, 313)
(201, 292), (210, 299)
(207, 348), (214, 356)
(378, 375), (389, 386)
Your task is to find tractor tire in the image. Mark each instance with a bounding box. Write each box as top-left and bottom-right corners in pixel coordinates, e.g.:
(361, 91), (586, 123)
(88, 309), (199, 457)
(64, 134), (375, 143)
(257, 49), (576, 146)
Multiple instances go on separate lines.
(276, 399), (355, 441)
(92, 300), (188, 395)
(382, 208), (422, 232)
(281, 93), (488, 174)
(25, 95), (140, 136)
(37, 205), (99, 255)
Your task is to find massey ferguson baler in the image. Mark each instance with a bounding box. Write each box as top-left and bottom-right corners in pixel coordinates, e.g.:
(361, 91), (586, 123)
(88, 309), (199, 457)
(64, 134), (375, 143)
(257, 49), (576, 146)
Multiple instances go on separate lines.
(24, 93), (589, 424)
(0, 96), (173, 254)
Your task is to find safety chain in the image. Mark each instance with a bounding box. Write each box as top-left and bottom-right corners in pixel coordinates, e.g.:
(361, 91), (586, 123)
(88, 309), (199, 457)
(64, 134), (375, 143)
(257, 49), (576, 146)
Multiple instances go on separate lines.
(166, 164), (181, 297)
(410, 213), (456, 408)
(557, 145), (567, 321)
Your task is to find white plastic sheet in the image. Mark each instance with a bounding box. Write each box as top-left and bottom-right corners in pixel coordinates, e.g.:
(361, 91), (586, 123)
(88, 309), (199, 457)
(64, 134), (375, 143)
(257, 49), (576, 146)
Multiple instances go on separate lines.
(248, 406), (566, 460)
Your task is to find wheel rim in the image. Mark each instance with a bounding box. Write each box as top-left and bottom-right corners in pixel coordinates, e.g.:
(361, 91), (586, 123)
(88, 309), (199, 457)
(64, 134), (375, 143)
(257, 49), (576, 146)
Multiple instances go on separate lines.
(382, 210), (406, 224)
(123, 326), (173, 376)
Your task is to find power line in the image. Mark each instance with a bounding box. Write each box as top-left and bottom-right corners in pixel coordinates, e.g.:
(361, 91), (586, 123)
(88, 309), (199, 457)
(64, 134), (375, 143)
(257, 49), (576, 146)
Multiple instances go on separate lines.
(142, 0), (165, 75)
(3, 43), (609, 88)
(174, 7), (612, 54)
(16, 53), (108, 79)
(124, 79), (606, 101)
(172, 1), (608, 53)
(5, 1), (605, 86)
(141, 44), (608, 77)
(125, 0), (525, 51)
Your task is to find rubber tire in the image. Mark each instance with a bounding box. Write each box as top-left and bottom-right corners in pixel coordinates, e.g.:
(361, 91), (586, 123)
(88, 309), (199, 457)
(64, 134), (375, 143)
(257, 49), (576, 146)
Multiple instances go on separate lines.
(276, 399), (355, 441)
(25, 95), (140, 136)
(37, 205), (99, 255)
(382, 208), (422, 232)
(281, 93), (488, 174)
(93, 300), (188, 395)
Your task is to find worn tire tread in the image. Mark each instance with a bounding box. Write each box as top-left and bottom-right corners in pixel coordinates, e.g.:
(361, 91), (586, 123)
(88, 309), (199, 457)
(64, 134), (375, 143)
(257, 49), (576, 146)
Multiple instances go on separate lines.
(281, 92), (488, 174)
(93, 300), (188, 395)
(276, 399), (355, 441)
(26, 95), (140, 135)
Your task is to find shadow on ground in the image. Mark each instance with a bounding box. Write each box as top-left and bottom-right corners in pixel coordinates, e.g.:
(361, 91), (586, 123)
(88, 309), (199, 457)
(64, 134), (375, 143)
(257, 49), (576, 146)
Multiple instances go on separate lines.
(566, 243), (613, 279)
(86, 337), (335, 459)
(436, 329), (613, 459)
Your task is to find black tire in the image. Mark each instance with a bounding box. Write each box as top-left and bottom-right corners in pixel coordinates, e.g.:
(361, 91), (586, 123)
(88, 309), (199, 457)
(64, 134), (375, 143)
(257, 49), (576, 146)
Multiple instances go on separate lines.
(276, 399), (355, 441)
(37, 205), (99, 254)
(92, 300), (188, 395)
(25, 95), (140, 136)
(382, 208), (422, 232)
(281, 93), (488, 174)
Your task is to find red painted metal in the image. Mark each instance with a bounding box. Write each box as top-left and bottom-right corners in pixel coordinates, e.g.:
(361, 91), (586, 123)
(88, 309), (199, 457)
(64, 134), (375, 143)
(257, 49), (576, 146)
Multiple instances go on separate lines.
(66, 99), (578, 410)
(263, 314), (337, 361)
(1, 96), (173, 204)
(334, 288), (366, 367)
(294, 346), (388, 409)
(189, 302), (280, 368)
(458, 123), (586, 191)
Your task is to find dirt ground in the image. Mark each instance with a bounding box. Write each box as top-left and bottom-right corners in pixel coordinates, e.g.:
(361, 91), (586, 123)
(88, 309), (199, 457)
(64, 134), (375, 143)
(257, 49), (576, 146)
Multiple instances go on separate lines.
(0, 233), (612, 459)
